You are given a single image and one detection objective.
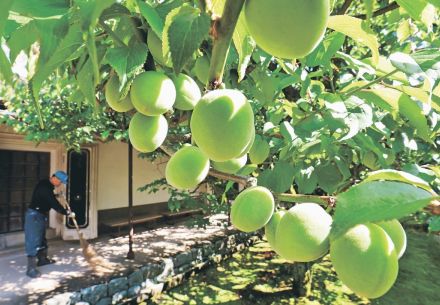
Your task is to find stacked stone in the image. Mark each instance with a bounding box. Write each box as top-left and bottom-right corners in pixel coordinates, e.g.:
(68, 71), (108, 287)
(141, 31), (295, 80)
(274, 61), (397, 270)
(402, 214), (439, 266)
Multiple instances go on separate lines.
(44, 232), (260, 305)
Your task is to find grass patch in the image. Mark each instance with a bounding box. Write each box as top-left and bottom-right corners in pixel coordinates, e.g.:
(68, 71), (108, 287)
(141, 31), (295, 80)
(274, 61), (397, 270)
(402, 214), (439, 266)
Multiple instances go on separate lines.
(143, 231), (439, 305)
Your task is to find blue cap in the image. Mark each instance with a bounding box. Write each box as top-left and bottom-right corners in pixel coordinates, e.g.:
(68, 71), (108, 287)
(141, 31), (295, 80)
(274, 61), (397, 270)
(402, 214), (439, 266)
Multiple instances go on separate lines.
(54, 170), (68, 184)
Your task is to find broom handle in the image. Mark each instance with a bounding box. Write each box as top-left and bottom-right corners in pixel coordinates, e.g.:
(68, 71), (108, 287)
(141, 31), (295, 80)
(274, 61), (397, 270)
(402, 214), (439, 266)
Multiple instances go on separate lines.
(58, 193), (83, 237)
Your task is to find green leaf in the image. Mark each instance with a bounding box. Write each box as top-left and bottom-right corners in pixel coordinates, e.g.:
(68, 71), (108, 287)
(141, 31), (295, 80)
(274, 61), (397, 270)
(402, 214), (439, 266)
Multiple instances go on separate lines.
(306, 32), (345, 68)
(331, 181), (438, 240)
(389, 52), (427, 85)
(426, 0), (440, 8)
(340, 96), (373, 141)
(75, 0), (115, 31)
(0, 47), (13, 84)
(363, 169), (433, 193)
(397, 19), (412, 43)
(327, 15), (379, 66)
(315, 162), (343, 194)
(232, 12), (255, 82)
(355, 88), (431, 142)
(137, 0), (164, 37)
(237, 164), (258, 176)
(296, 166), (318, 194)
(163, 4), (210, 74)
(10, 0), (69, 18)
(428, 216), (440, 232)
(105, 38), (148, 81)
(31, 21), (85, 104)
(391, 84), (440, 112)
(258, 161), (295, 193)
(394, 0), (428, 21)
(0, 0), (14, 36)
(86, 30), (100, 86)
(76, 58), (95, 105)
(7, 21), (39, 63)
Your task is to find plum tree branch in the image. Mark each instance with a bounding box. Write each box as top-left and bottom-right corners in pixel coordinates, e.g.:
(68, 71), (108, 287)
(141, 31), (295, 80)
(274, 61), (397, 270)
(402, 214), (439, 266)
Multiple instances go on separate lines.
(277, 193), (336, 208)
(335, 0), (354, 15)
(207, 0), (245, 90)
(355, 1), (400, 20)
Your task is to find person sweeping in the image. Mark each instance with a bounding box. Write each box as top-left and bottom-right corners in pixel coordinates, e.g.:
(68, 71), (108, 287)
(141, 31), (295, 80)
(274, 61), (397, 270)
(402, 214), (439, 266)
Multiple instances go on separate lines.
(24, 170), (75, 278)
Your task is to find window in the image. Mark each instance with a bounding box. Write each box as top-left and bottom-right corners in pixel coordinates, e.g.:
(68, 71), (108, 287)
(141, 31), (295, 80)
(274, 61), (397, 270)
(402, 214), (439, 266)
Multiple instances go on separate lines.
(0, 150), (50, 233)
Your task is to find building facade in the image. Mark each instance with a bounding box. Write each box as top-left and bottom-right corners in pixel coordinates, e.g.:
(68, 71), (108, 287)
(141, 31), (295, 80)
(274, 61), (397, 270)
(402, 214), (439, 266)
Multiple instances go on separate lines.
(0, 125), (170, 249)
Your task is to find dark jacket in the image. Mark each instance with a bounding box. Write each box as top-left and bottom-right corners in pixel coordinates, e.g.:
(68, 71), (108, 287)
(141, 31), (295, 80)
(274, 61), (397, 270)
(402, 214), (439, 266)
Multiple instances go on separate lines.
(29, 179), (68, 215)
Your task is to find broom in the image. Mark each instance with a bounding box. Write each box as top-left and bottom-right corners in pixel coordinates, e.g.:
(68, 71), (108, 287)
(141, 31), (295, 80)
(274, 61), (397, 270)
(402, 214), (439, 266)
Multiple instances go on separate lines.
(58, 194), (115, 274)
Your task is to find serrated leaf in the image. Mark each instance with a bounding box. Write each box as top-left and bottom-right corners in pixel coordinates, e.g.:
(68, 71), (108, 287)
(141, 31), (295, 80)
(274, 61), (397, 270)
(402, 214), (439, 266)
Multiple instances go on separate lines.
(7, 21), (39, 63)
(363, 169), (433, 193)
(258, 161), (295, 193)
(31, 21), (85, 103)
(327, 15), (379, 66)
(232, 13), (255, 82)
(163, 4), (210, 74)
(105, 38), (148, 81)
(331, 181), (438, 240)
(137, 0), (164, 37)
(394, 0), (428, 21)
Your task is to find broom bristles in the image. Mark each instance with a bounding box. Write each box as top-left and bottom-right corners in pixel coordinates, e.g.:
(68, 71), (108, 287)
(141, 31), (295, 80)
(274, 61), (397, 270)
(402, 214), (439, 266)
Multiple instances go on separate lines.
(60, 196), (117, 274)
(78, 231), (115, 274)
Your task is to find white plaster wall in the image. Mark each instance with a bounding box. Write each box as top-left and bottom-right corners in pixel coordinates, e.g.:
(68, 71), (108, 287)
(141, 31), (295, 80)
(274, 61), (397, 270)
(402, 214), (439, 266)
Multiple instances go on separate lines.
(96, 141), (170, 210)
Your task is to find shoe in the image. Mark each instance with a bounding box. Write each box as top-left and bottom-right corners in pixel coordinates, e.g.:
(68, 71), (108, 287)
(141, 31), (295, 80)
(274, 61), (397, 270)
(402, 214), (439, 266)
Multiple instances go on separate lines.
(26, 256), (41, 278)
(37, 249), (56, 266)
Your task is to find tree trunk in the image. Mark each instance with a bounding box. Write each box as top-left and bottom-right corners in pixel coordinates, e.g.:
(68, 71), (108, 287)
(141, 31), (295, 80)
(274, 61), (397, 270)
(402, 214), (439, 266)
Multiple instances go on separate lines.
(291, 262), (313, 297)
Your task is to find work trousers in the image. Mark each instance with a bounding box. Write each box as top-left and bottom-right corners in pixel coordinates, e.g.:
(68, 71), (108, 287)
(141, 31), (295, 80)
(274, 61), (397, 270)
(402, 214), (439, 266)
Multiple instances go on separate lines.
(24, 208), (48, 257)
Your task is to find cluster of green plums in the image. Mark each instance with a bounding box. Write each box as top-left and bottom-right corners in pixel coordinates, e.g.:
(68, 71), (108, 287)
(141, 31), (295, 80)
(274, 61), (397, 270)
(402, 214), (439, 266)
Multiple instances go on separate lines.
(105, 70), (271, 190)
(230, 187), (407, 299)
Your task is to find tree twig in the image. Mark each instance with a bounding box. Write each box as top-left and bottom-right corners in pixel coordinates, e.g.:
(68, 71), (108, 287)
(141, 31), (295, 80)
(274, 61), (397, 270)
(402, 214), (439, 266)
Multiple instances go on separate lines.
(355, 1), (400, 20)
(335, 0), (354, 15)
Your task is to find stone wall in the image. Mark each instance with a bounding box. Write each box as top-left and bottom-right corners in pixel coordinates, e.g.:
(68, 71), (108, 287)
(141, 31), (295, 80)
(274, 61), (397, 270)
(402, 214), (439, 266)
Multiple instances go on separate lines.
(44, 232), (261, 305)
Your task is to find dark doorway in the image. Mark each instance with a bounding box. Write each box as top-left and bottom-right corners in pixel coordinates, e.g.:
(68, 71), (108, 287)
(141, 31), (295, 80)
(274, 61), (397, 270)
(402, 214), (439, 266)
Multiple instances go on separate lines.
(0, 150), (50, 233)
(66, 149), (89, 228)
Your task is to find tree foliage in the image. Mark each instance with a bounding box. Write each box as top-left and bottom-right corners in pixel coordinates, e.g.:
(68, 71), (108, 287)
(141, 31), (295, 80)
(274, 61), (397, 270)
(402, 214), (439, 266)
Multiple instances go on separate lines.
(0, 0), (440, 236)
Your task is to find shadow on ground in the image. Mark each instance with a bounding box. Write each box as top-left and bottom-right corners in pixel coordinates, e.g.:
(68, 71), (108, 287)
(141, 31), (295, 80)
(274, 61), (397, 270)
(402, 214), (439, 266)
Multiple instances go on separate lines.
(146, 230), (440, 305)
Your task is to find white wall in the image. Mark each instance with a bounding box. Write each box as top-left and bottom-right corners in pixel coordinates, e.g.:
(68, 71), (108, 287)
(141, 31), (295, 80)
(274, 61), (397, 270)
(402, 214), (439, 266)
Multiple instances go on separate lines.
(96, 141), (170, 210)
